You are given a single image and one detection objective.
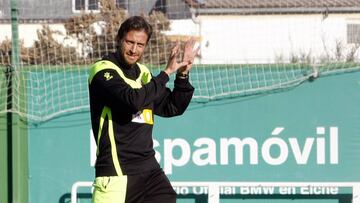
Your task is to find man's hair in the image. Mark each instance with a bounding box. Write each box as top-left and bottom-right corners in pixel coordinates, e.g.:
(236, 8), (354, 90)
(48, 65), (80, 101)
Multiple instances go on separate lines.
(117, 16), (153, 43)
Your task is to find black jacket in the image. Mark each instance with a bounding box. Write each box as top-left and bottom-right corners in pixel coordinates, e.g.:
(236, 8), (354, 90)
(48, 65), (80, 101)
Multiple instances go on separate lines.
(89, 52), (194, 176)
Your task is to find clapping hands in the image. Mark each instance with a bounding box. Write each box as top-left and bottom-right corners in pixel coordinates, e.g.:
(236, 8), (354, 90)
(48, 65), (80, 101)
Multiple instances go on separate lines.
(164, 37), (199, 76)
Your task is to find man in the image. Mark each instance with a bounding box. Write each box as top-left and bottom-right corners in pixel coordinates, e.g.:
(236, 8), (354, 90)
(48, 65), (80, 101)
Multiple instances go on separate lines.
(88, 16), (198, 203)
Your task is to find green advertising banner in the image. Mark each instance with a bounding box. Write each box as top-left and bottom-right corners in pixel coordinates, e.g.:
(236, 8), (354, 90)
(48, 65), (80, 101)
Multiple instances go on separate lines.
(156, 71), (360, 182)
(28, 70), (360, 203)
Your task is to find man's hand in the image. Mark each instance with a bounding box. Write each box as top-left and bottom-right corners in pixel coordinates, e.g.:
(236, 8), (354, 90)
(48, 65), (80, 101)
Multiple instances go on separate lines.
(164, 38), (199, 76)
(178, 37), (200, 74)
(164, 41), (188, 76)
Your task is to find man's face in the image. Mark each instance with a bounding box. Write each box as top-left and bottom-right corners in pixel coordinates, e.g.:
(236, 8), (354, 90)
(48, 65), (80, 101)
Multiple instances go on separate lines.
(119, 30), (148, 66)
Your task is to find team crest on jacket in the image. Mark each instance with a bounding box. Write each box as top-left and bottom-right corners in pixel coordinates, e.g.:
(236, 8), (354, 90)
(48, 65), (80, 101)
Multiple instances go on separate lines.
(132, 109), (154, 125)
(104, 72), (113, 81)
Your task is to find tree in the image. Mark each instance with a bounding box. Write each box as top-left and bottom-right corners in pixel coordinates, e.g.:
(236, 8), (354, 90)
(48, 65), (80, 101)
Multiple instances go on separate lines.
(64, 0), (173, 65)
(0, 38), (12, 65)
(22, 25), (79, 65)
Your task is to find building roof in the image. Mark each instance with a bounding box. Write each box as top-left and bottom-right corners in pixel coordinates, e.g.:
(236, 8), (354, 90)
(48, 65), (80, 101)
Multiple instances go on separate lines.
(186, 0), (360, 14)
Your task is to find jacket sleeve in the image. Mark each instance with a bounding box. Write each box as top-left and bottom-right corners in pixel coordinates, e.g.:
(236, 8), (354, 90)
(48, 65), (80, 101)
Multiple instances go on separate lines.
(153, 76), (195, 117)
(91, 69), (170, 113)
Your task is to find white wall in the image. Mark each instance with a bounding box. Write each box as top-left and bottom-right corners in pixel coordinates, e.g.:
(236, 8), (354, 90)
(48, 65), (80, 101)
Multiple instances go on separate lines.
(168, 14), (360, 64)
(2, 13), (360, 64)
(0, 24), (78, 47)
